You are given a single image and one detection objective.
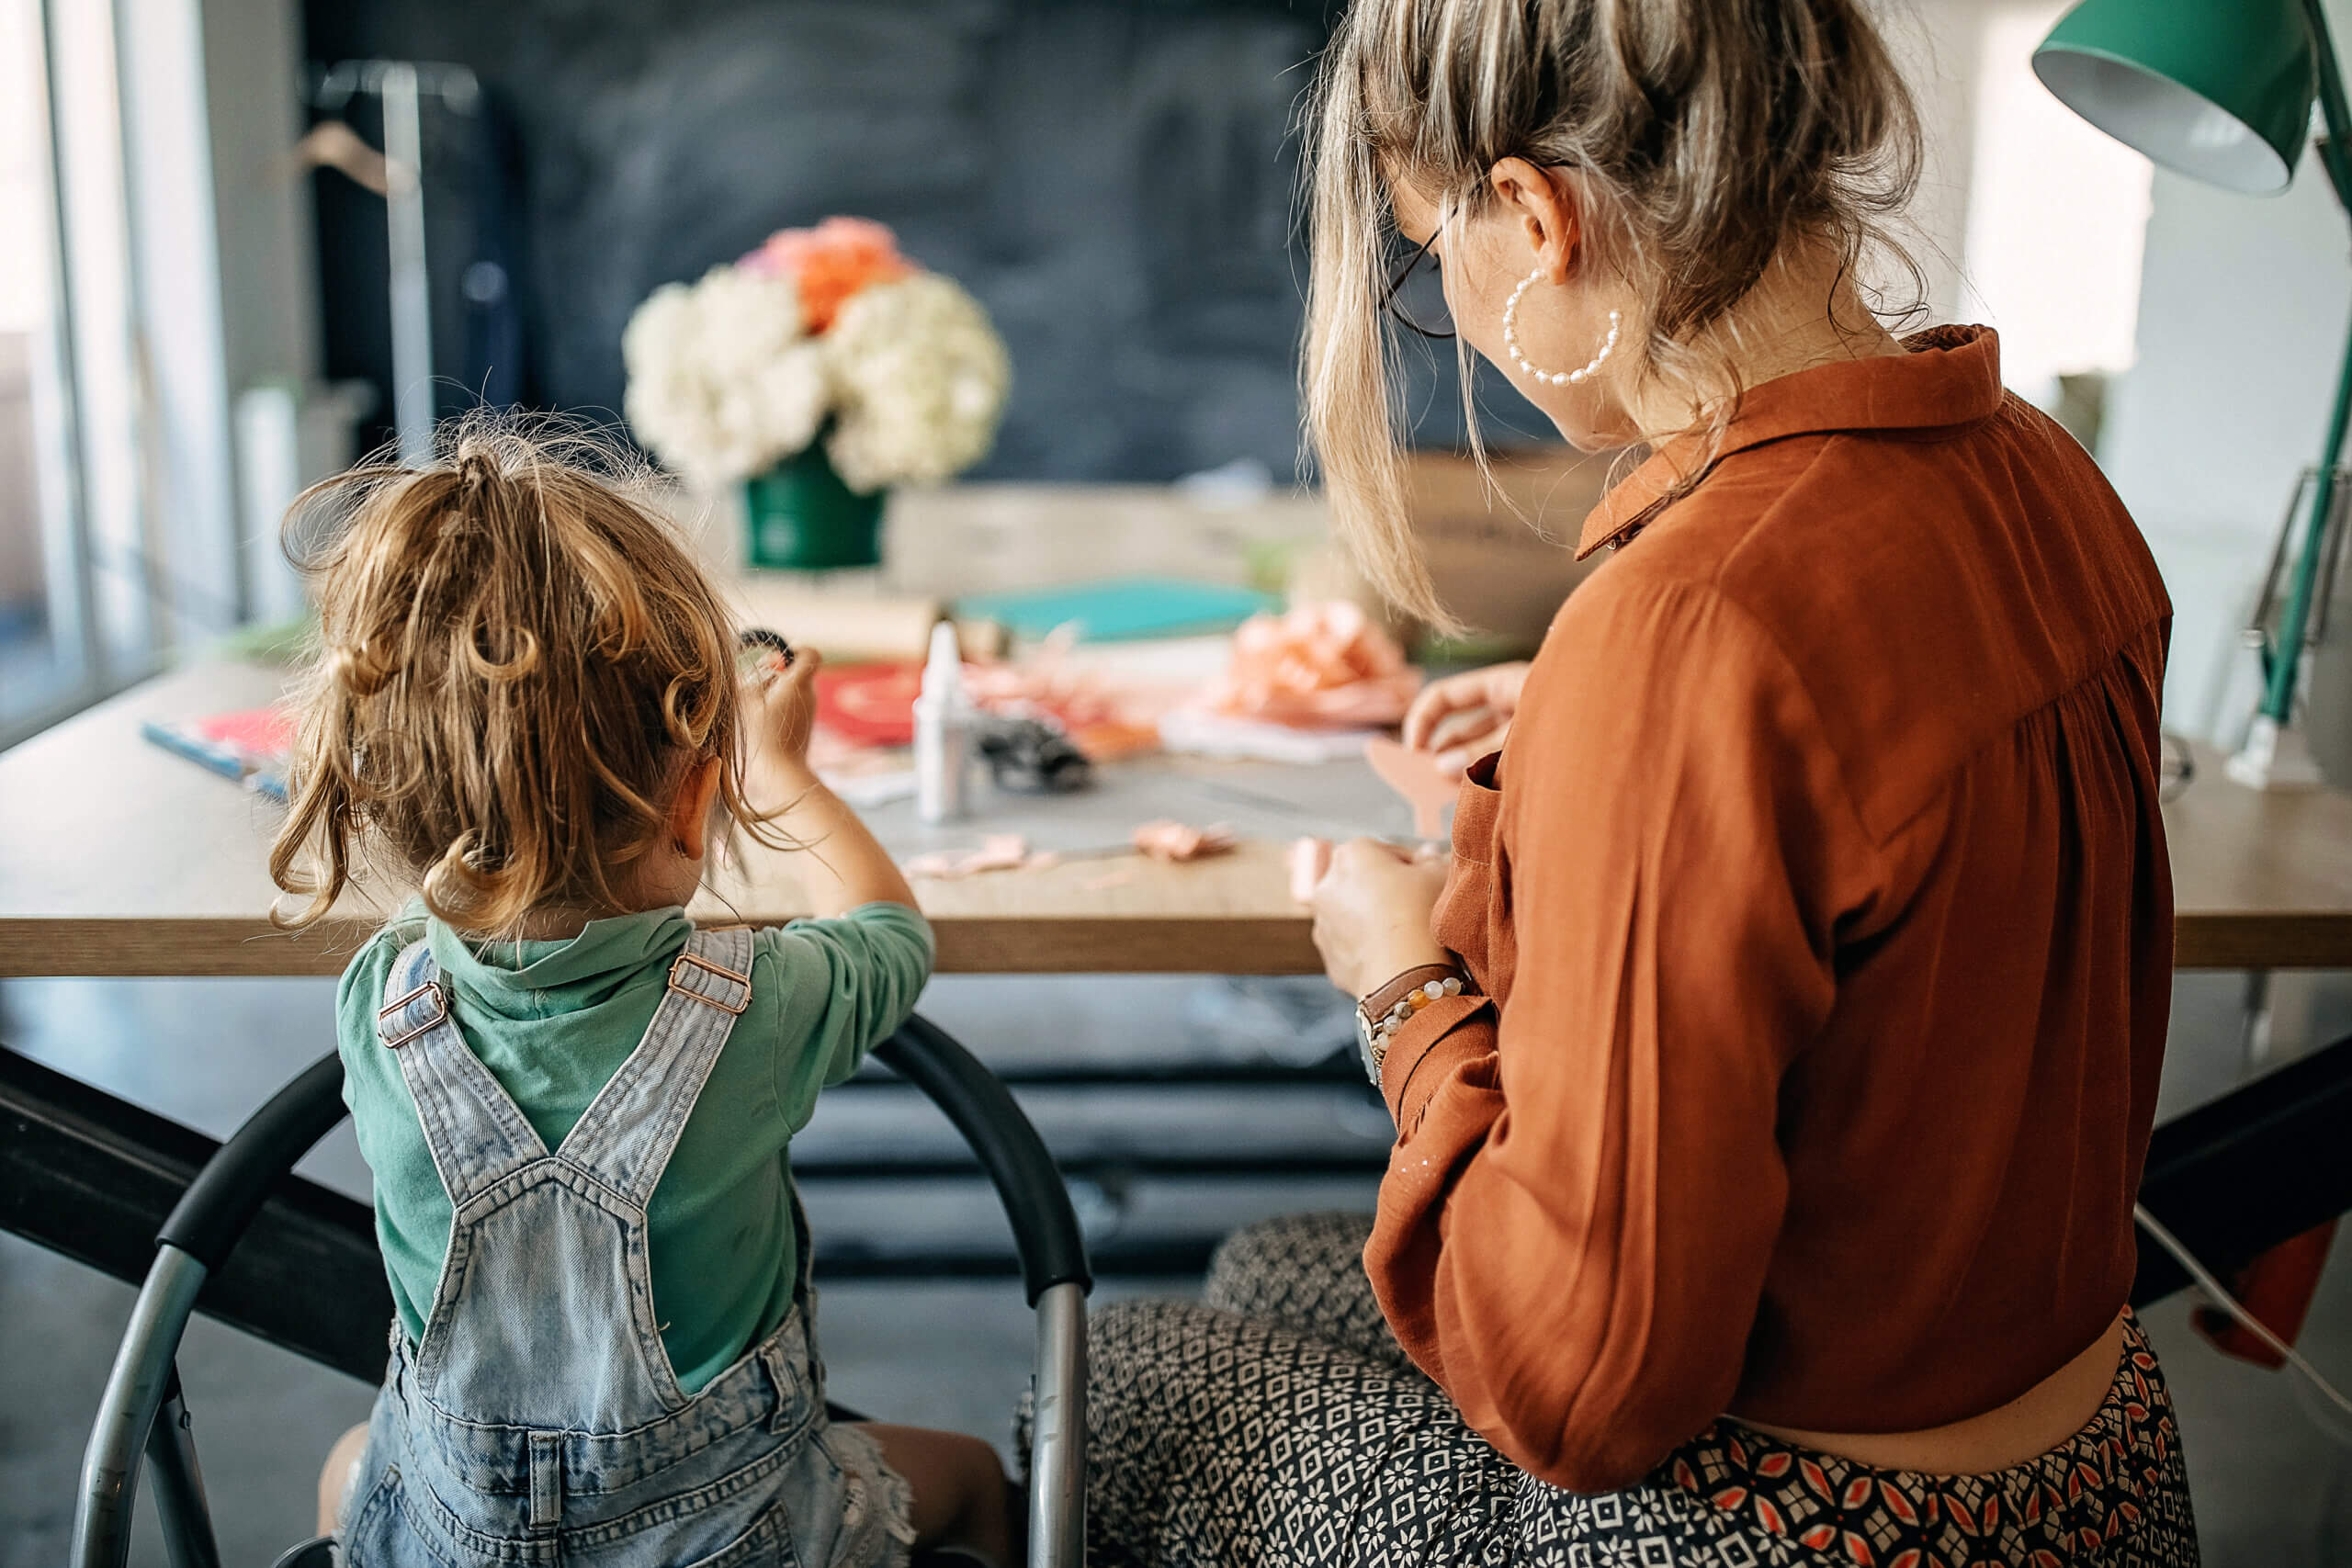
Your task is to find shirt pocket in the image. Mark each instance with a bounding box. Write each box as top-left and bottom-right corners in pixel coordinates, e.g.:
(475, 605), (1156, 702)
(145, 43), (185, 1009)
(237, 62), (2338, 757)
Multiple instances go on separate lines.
(1434, 760), (1505, 985)
(1445, 756), (1503, 868)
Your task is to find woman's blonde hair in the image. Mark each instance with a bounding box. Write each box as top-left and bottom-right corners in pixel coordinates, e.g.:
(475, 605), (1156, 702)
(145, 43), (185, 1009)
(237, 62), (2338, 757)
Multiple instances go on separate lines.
(269, 416), (774, 936)
(1306, 0), (1925, 625)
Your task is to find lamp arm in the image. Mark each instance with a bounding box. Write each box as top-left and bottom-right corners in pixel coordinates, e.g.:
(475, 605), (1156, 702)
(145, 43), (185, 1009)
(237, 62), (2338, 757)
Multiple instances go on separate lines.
(2258, 0), (2352, 730)
(2305, 0), (2352, 214)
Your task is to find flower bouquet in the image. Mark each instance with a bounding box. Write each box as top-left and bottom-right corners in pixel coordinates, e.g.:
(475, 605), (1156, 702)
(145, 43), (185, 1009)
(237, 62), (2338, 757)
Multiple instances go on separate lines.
(622, 218), (1011, 570)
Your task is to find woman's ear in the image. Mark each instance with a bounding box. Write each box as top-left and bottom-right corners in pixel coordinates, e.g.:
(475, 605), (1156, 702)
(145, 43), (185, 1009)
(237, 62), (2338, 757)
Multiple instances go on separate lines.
(1487, 158), (1582, 284)
(668, 755), (726, 862)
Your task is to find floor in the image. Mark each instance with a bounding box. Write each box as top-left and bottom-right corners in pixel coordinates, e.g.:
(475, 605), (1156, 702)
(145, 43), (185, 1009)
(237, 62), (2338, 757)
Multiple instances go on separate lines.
(4, 969), (2350, 1565)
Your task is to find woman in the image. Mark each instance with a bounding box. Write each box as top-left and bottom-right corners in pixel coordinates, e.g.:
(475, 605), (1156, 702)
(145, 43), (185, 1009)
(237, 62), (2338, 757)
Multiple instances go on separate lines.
(1067, 0), (2198, 1562)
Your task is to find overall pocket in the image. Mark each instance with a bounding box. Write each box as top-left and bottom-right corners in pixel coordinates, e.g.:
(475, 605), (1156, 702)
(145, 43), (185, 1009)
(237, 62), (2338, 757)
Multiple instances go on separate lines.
(336, 1467), (459, 1568)
(682, 1499), (803, 1568)
(781, 1426), (917, 1568)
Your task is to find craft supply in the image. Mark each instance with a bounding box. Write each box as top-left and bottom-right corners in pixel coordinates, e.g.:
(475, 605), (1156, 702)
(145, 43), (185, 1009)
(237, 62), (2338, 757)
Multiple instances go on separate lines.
(903, 834), (1044, 879)
(815, 661), (922, 748)
(728, 581), (983, 664)
(1157, 709), (1374, 764)
(1132, 819), (1238, 863)
(1363, 735), (1459, 840)
(976, 716), (1094, 793)
(141, 710), (293, 800)
(953, 576), (1277, 642)
(737, 626), (796, 666)
(819, 632), (1177, 761)
(1204, 600), (1421, 728)
(1288, 837), (1333, 905)
(913, 620), (976, 824)
(963, 627), (1180, 759)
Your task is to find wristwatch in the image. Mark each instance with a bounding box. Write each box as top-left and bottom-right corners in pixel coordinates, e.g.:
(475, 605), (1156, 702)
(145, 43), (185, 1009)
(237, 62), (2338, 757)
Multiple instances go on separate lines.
(1355, 964), (1469, 1085)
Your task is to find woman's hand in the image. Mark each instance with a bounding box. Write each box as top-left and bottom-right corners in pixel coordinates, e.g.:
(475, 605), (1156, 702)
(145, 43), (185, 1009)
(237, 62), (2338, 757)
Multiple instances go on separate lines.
(740, 646), (824, 800)
(1309, 838), (1453, 1000)
(1402, 660), (1531, 774)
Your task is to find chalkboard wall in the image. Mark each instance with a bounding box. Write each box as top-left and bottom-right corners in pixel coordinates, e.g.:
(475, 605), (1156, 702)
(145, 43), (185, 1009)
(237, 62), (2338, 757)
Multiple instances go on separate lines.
(302, 0), (1375, 482)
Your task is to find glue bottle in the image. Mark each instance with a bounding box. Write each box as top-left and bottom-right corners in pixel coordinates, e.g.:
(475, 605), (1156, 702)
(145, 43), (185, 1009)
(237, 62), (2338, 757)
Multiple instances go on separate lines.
(913, 620), (973, 824)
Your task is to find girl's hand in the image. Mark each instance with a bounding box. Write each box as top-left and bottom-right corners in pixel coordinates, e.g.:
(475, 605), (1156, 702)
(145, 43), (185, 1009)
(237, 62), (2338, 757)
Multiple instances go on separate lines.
(1401, 660), (1531, 774)
(734, 645), (919, 915)
(740, 646), (824, 791)
(1309, 837), (1453, 1000)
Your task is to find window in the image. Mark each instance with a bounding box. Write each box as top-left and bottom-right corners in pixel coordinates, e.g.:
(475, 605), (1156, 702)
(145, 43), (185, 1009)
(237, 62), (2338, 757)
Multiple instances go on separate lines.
(1958, 0), (2155, 410)
(0, 0), (162, 743)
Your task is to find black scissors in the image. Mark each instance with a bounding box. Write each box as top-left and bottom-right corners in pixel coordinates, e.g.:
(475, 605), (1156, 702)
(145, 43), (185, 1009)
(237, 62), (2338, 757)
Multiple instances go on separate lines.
(737, 627), (796, 666)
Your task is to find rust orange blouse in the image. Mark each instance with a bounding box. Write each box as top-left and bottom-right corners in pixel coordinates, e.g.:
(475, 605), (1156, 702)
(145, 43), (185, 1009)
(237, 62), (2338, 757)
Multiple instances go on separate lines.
(1369, 327), (2173, 1494)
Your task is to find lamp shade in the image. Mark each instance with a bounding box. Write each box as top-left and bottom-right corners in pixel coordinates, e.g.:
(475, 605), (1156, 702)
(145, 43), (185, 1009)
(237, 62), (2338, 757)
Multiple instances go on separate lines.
(2033, 0), (2317, 195)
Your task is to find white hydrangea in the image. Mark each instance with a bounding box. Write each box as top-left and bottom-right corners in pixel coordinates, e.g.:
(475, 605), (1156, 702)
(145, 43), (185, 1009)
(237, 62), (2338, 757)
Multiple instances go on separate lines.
(622, 265), (830, 488)
(823, 274), (1011, 492)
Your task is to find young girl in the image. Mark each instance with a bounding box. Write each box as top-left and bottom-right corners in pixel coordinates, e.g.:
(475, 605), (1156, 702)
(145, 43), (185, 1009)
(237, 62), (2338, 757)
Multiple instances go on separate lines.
(273, 426), (1014, 1566)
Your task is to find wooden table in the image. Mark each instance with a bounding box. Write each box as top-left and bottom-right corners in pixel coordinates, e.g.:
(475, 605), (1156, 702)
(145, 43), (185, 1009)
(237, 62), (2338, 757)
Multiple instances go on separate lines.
(11, 485), (2349, 1382)
(6, 656), (2352, 977)
(0, 658), (1354, 977)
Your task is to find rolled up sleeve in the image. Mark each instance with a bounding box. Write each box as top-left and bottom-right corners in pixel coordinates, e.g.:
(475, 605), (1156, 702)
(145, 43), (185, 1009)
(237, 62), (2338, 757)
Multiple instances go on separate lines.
(763, 901), (936, 1130)
(1365, 577), (1859, 1493)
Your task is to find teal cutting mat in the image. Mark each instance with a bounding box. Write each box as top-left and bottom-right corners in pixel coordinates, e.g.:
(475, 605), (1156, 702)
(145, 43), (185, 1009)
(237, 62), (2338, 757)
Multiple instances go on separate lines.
(954, 576), (1277, 641)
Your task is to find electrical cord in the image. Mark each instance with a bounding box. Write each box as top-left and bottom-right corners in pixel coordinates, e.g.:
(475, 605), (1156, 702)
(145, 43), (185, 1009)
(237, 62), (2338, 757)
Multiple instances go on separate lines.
(2134, 1202), (2352, 1434)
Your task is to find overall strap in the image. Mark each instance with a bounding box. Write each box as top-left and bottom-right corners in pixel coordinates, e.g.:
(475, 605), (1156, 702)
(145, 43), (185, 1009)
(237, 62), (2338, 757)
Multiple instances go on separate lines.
(554, 926), (755, 1211)
(377, 942), (548, 1207)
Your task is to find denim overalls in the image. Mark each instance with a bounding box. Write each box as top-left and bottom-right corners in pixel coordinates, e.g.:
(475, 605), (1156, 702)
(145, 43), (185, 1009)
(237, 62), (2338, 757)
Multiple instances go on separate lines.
(341, 927), (914, 1567)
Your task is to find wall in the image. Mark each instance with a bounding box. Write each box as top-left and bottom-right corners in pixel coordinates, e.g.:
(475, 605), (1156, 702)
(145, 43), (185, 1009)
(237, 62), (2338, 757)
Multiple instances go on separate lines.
(300, 0), (1346, 485)
(1873, 0), (1984, 325)
(119, 0), (242, 637)
(1956, 0), (2151, 400)
(2098, 0), (2352, 744)
(0, 0), (52, 616)
(0, 335), (38, 614)
(194, 0), (330, 622)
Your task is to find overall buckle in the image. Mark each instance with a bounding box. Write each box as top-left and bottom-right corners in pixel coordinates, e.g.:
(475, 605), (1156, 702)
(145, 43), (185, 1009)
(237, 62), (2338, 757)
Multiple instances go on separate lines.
(377, 979), (449, 1048)
(667, 950), (752, 1014)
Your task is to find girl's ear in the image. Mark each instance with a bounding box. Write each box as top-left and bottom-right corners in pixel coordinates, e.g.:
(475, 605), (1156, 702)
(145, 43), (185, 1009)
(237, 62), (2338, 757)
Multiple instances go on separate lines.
(1487, 157), (1582, 284)
(668, 755), (726, 862)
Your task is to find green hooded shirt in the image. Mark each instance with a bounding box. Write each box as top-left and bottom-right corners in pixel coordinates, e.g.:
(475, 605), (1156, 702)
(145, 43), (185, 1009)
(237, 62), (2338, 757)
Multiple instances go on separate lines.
(336, 900), (933, 1393)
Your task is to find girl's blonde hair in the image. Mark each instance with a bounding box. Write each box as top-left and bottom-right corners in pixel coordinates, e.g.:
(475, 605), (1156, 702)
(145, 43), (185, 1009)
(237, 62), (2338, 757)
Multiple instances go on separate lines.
(270, 417), (773, 936)
(1306, 0), (1925, 625)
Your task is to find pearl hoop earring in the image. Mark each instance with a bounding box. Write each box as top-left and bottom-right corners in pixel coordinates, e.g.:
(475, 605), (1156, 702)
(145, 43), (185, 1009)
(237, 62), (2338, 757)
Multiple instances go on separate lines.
(1503, 267), (1619, 386)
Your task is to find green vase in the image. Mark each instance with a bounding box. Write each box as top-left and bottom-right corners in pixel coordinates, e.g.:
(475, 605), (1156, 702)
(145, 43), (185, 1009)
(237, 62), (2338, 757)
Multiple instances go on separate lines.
(741, 444), (886, 570)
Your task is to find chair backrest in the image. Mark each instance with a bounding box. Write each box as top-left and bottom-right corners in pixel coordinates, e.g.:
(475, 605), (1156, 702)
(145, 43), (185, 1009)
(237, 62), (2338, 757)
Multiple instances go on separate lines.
(75, 1016), (1092, 1568)
(876, 1015), (1092, 1303)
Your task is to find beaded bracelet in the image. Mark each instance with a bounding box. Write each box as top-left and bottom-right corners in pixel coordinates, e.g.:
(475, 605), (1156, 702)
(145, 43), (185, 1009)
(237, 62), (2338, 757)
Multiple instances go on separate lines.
(1369, 973), (1465, 1049)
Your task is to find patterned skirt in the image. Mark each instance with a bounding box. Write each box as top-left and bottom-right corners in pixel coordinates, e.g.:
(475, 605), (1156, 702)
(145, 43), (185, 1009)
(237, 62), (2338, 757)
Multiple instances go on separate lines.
(1061, 1212), (2199, 1567)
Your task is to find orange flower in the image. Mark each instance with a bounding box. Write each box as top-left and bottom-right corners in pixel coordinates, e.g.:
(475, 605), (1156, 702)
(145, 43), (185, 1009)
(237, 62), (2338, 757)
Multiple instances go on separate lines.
(750, 216), (916, 333)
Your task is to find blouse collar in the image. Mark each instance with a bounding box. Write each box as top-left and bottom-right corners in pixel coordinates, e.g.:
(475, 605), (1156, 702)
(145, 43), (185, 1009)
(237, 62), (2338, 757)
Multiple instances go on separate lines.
(1577, 324), (2008, 559)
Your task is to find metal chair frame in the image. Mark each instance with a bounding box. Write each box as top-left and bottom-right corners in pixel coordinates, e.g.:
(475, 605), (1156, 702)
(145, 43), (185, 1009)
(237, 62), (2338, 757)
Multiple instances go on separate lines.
(72, 1015), (1091, 1568)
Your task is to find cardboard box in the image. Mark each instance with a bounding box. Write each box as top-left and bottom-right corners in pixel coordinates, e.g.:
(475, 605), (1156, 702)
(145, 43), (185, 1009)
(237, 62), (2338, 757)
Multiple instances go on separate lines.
(1412, 445), (1618, 653)
(1283, 445), (1618, 657)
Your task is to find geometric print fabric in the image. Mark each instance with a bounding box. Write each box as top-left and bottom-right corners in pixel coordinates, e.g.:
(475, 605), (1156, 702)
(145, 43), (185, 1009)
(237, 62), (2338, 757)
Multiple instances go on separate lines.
(1050, 1212), (2199, 1567)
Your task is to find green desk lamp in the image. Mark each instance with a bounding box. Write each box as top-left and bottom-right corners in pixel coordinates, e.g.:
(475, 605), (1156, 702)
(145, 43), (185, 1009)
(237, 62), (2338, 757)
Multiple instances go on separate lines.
(2037, 0), (2352, 787)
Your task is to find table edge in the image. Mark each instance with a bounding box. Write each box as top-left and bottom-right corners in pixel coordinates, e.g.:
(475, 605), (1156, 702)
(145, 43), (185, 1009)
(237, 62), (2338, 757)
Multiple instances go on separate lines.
(2, 911), (2341, 977)
(0, 914), (1328, 977)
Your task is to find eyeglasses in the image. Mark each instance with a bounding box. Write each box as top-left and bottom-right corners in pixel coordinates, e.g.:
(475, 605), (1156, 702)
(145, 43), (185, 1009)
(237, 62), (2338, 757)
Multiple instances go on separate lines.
(1379, 230), (1455, 340)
